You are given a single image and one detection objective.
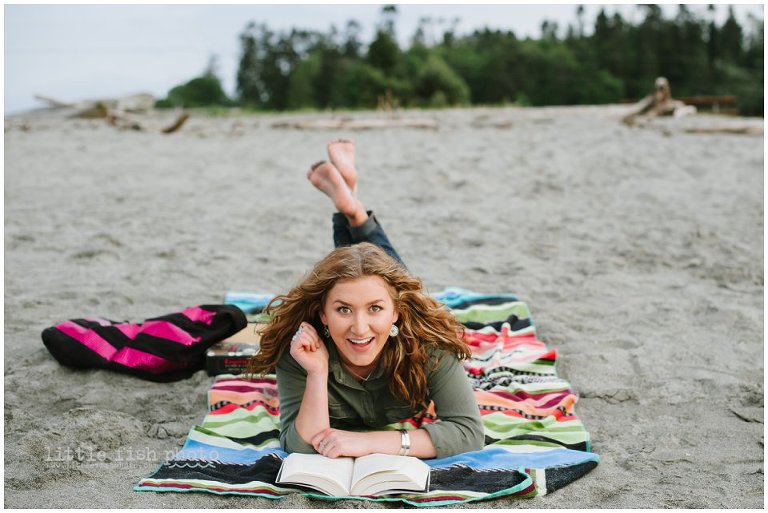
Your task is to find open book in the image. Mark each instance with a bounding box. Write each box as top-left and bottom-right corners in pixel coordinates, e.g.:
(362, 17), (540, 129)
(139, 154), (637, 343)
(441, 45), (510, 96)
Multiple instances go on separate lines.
(276, 453), (430, 497)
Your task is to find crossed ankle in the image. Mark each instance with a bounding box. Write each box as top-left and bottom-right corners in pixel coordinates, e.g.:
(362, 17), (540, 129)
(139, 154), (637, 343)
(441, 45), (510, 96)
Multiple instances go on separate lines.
(345, 208), (369, 227)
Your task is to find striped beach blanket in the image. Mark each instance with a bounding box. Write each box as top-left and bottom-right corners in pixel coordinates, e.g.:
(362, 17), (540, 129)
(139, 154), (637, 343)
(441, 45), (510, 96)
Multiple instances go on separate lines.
(135, 288), (598, 506)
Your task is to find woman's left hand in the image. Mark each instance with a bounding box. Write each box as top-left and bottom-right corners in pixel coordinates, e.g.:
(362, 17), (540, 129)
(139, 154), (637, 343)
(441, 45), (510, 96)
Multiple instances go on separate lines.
(311, 428), (372, 459)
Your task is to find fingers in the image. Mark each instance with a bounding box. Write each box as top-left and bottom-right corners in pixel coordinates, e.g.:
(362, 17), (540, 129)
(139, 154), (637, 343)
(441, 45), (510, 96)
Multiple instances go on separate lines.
(290, 322), (322, 352)
(319, 439), (339, 458)
(312, 429), (340, 458)
(288, 323), (329, 375)
(311, 429), (328, 452)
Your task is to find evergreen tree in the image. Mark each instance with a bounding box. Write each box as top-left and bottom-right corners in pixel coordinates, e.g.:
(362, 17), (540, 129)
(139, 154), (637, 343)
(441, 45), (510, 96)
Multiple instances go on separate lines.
(719, 6), (744, 64)
(237, 22), (265, 106)
(342, 20), (363, 58)
(706, 5), (719, 84)
(379, 5), (398, 37)
(367, 31), (400, 75)
(312, 34), (344, 108)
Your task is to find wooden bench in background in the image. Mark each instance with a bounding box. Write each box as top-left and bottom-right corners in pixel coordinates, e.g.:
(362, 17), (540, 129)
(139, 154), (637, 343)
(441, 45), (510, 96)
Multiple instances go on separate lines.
(622, 95), (738, 115)
(678, 96), (738, 115)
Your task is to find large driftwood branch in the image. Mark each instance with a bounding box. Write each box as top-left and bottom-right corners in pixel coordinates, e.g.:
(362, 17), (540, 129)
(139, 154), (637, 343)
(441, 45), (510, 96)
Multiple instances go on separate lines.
(161, 112), (191, 134)
(623, 77), (696, 125)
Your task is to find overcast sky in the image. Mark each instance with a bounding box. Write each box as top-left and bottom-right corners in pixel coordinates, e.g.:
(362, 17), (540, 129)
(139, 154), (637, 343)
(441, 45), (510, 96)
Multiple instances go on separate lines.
(4, 3), (764, 115)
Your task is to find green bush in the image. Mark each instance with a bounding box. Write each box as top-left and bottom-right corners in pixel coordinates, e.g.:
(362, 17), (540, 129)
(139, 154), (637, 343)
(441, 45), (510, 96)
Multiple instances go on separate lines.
(157, 74), (233, 109)
(341, 62), (392, 108)
(716, 62), (764, 116)
(736, 78), (764, 116)
(414, 54), (470, 106)
(287, 54), (321, 110)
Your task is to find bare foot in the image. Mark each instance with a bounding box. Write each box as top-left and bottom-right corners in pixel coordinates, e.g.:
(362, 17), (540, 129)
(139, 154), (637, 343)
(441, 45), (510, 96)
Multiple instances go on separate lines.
(307, 161), (367, 225)
(327, 139), (357, 195)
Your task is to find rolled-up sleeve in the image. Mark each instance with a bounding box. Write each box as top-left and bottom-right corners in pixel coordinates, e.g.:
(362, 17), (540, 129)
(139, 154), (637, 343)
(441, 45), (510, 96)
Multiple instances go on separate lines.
(275, 352), (318, 454)
(421, 350), (484, 458)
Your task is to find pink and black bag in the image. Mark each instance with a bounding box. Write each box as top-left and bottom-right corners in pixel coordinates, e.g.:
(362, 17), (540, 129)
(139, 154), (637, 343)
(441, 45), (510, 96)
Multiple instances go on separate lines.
(42, 305), (247, 382)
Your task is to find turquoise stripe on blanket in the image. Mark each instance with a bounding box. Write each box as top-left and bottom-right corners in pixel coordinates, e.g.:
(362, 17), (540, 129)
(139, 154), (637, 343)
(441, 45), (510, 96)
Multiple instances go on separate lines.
(222, 292), (274, 318)
(174, 433), (282, 464)
(135, 289), (598, 505)
(430, 287), (519, 307)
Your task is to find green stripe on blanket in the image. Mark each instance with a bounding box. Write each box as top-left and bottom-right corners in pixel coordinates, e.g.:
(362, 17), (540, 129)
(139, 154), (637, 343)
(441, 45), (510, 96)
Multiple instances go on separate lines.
(451, 301), (532, 324)
(135, 289), (598, 506)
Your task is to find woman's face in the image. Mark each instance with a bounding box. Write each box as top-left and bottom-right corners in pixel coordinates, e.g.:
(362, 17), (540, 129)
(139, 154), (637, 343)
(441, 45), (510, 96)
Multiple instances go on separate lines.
(320, 275), (399, 376)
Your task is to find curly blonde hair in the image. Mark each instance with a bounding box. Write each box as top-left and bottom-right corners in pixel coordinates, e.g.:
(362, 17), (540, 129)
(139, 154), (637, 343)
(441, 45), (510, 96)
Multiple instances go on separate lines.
(247, 242), (469, 409)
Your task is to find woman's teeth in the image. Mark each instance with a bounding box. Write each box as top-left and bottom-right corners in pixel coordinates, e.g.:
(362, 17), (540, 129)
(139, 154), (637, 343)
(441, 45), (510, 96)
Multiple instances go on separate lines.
(349, 337), (373, 345)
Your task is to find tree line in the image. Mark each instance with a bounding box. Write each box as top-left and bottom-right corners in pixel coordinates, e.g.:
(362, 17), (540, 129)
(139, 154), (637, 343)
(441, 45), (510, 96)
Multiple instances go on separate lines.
(157, 5), (763, 115)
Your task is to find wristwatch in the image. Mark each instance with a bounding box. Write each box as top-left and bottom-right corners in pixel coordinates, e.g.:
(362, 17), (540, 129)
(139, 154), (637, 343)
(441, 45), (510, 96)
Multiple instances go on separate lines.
(398, 429), (411, 456)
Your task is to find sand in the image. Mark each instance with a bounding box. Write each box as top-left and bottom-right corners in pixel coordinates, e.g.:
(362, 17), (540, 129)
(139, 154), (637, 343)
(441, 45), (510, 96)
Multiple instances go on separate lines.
(4, 105), (764, 508)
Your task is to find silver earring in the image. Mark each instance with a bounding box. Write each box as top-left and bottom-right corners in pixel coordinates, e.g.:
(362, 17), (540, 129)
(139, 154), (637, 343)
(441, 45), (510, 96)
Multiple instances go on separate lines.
(389, 324), (399, 337)
(323, 325), (330, 338)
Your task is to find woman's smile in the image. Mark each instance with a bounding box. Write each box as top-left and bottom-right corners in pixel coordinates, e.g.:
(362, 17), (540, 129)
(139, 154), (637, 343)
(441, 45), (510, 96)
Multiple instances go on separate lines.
(347, 336), (374, 347)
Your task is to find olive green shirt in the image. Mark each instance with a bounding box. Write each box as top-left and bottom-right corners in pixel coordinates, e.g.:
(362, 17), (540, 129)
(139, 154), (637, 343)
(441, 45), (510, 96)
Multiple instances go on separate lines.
(276, 342), (484, 459)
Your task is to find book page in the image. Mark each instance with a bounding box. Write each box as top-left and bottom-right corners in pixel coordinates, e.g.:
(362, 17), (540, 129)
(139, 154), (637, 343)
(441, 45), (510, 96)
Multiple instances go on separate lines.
(277, 453), (354, 496)
(350, 454), (429, 496)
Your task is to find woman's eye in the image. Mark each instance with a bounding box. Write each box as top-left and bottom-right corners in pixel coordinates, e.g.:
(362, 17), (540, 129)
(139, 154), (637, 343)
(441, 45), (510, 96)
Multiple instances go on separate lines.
(370, 305), (382, 312)
(337, 306), (351, 314)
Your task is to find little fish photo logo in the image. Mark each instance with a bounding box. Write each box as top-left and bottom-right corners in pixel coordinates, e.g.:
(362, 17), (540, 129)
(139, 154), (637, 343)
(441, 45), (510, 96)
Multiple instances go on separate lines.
(43, 446), (181, 470)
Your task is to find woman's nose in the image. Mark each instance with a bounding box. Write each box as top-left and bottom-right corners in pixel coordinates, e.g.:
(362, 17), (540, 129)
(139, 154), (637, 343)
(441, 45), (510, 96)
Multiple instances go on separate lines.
(351, 313), (367, 334)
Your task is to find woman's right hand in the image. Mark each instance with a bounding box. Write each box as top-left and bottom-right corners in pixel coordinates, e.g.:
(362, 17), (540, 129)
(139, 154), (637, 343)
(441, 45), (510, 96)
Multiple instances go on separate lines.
(289, 322), (329, 376)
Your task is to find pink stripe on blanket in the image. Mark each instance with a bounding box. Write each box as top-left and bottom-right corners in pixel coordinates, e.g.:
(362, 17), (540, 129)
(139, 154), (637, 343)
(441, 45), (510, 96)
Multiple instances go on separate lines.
(465, 335), (546, 350)
(56, 321), (187, 374)
(57, 321), (116, 358)
(112, 321), (201, 346)
(213, 385), (271, 393)
(115, 324), (142, 339)
(141, 321), (201, 345)
(491, 389), (571, 403)
(110, 348), (190, 374)
(491, 389), (574, 408)
(211, 386), (277, 397)
(180, 306), (216, 325)
(214, 378), (277, 386)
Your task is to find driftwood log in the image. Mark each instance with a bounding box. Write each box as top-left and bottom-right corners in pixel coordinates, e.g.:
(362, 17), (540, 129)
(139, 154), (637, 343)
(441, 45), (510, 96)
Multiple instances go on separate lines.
(35, 93), (155, 115)
(684, 125), (763, 136)
(272, 117), (438, 130)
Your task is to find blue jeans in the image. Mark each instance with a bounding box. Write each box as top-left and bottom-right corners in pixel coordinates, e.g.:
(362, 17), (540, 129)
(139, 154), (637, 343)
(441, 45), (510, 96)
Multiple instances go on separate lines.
(332, 211), (407, 270)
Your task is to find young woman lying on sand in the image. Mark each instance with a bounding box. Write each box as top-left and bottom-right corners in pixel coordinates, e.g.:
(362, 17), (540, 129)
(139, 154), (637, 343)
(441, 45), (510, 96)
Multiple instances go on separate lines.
(247, 140), (484, 459)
